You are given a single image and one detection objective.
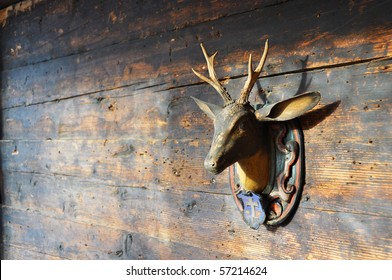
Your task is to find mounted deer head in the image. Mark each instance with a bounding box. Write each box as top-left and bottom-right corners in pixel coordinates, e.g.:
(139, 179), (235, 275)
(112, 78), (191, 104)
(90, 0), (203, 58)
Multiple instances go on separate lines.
(192, 41), (320, 194)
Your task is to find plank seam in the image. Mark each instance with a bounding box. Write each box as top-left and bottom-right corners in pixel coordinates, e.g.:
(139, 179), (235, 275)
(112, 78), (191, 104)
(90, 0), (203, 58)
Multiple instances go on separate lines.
(2, 172), (391, 218)
(2, 204), (391, 260)
(2, 56), (391, 110)
(300, 206), (392, 219)
(2, 243), (71, 260)
(1, 0), (294, 72)
(162, 56), (392, 92)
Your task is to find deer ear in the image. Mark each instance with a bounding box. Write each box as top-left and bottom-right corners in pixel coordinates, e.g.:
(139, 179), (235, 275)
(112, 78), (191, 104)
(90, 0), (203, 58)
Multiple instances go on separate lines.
(191, 96), (222, 120)
(256, 92), (321, 121)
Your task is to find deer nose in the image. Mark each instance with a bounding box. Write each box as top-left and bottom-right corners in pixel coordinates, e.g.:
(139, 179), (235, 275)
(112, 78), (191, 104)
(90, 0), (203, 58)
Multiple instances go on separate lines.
(204, 157), (221, 174)
(204, 158), (216, 169)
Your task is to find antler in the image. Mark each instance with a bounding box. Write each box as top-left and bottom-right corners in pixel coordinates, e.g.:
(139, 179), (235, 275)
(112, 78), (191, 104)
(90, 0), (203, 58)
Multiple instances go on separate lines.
(237, 40), (269, 104)
(192, 43), (233, 105)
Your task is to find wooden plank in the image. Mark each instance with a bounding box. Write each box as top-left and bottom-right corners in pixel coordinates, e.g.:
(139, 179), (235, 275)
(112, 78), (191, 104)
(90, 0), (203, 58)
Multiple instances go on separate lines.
(2, 169), (391, 233)
(1, 0), (391, 108)
(2, 244), (66, 260)
(0, 139), (230, 194)
(1, 123), (391, 217)
(0, 0), (24, 10)
(3, 188), (391, 259)
(126, 233), (242, 259)
(0, 0), (280, 70)
(3, 57), (391, 141)
(2, 206), (243, 259)
(0, 0), (43, 18)
(3, 206), (128, 260)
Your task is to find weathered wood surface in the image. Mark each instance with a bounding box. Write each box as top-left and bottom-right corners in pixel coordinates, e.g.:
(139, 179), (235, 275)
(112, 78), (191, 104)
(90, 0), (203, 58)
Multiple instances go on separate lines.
(1, 0), (391, 259)
(0, 1), (23, 10)
(2, 59), (391, 214)
(3, 173), (391, 259)
(1, 0), (391, 109)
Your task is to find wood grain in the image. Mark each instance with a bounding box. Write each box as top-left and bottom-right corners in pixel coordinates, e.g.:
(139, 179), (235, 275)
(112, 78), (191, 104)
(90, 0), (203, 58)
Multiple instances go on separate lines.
(2, 179), (391, 259)
(0, 0), (282, 69)
(1, 0), (391, 108)
(0, 0), (24, 10)
(1, 0), (391, 260)
(2, 58), (391, 141)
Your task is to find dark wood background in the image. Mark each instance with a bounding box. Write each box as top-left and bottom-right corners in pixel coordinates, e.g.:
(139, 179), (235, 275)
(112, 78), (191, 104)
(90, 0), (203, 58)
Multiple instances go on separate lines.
(0, 0), (391, 259)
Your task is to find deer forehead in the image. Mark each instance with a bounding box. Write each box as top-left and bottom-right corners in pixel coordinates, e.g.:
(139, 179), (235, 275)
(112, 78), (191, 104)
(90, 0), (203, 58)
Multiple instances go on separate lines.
(214, 103), (255, 131)
(218, 103), (254, 121)
(226, 103), (248, 115)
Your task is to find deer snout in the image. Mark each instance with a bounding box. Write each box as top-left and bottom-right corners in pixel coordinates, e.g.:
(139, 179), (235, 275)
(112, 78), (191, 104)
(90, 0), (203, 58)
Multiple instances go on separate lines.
(204, 157), (218, 174)
(204, 154), (227, 175)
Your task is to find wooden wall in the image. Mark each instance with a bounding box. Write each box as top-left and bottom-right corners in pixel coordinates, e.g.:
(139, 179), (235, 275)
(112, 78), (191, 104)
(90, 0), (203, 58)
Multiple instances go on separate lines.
(1, 0), (391, 259)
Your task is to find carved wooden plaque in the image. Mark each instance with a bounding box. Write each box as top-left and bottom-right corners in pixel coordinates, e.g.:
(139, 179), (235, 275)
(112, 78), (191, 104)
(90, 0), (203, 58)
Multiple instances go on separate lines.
(229, 119), (304, 227)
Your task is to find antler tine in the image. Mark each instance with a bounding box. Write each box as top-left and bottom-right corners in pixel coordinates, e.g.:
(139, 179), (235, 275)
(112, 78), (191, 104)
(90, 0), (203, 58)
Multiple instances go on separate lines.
(237, 39), (269, 104)
(192, 43), (233, 105)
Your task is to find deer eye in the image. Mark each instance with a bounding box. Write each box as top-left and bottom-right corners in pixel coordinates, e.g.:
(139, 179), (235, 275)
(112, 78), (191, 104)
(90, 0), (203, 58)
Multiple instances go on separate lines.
(237, 119), (249, 133)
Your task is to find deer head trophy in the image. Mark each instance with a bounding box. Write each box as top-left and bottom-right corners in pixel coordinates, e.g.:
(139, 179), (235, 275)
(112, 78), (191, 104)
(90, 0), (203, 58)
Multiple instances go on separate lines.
(192, 40), (320, 228)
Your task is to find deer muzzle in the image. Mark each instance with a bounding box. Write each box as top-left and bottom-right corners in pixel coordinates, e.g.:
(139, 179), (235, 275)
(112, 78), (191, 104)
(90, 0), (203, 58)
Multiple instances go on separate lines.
(204, 147), (233, 175)
(204, 156), (224, 174)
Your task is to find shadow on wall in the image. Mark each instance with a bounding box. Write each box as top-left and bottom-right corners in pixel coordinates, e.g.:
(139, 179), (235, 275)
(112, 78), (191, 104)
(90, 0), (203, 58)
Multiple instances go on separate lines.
(255, 55), (341, 129)
(295, 55), (341, 129)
